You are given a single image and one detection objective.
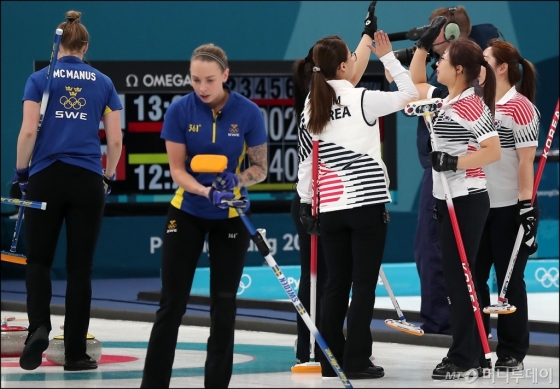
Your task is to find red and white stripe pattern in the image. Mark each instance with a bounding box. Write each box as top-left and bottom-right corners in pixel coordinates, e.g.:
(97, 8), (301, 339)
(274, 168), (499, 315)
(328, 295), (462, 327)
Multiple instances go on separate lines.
(431, 89), (497, 200)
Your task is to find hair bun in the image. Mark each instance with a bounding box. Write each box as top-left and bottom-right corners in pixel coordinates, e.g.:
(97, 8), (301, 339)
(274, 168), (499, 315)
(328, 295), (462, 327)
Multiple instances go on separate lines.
(66, 10), (82, 23)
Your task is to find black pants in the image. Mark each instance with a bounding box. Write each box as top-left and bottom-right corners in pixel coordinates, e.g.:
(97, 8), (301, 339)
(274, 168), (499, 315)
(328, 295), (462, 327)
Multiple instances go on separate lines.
(475, 200), (538, 362)
(24, 161), (105, 359)
(318, 204), (387, 374)
(141, 205), (250, 388)
(414, 168), (450, 334)
(290, 193), (327, 363)
(436, 192), (489, 369)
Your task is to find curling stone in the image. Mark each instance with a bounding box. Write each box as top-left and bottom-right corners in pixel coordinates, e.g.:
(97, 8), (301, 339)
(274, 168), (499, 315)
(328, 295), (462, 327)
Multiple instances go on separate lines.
(45, 325), (102, 365)
(1, 318), (28, 358)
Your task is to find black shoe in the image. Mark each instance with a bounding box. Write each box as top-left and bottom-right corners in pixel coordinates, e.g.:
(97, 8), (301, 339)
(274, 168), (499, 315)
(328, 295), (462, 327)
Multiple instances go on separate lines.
(478, 359), (492, 377)
(19, 326), (49, 370)
(495, 356), (523, 372)
(432, 357), (478, 380)
(346, 362), (384, 379)
(64, 354), (98, 371)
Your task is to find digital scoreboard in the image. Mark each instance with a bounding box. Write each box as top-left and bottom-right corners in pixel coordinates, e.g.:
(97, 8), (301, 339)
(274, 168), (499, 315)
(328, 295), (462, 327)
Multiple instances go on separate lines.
(35, 60), (396, 207)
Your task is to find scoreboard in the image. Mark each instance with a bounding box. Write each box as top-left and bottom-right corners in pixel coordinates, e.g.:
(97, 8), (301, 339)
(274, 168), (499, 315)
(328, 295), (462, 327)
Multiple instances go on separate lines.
(35, 60), (396, 205)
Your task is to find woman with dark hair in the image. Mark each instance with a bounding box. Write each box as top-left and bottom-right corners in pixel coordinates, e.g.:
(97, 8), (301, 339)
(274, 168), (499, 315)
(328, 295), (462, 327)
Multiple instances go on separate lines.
(475, 39), (540, 372)
(295, 30), (418, 379)
(411, 37), (501, 379)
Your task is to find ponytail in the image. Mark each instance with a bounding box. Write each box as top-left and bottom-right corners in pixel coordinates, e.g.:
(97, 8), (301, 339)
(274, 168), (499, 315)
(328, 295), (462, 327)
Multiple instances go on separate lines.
(480, 61), (496, 116)
(518, 58), (538, 104)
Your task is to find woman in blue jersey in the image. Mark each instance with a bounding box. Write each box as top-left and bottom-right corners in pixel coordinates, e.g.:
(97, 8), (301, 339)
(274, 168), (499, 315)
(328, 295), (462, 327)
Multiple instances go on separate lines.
(140, 43), (267, 389)
(474, 39), (540, 372)
(12, 10), (123, 372)
(411, 37), (501, 379)
(296, 31), (418, 379)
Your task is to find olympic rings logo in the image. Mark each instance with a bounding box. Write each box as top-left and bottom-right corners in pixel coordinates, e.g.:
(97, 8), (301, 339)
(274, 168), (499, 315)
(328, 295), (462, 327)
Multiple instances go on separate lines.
(60, 96), (86, 110)
(237, 274), (252, 295)
(534, 267), (559, 288)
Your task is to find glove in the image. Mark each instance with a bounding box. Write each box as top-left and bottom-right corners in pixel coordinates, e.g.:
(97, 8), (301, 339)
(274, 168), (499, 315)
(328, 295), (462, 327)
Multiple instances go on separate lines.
(362, 1), (377, 38)
(430, 151), (458, 172)
(299, 203), (320, 236)
(11, 167), (29, 196)
(103, 171), (116, 196)
(415, 16), (447, 51)
(213, 171), (240, 191)
(207, 187), (247, 209)
(517, 200), (538, 254)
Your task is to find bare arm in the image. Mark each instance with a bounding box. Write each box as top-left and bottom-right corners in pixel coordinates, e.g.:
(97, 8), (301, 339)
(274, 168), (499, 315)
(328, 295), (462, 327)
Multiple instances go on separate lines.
(103, 110), (123, 178)
(166, 140), (211, 198)
(238, 142), (267, 187)
(350, 34), (374, 86)
(16, 100), (40, 169)
(516, 146), (537, 201)
(456, 136), (501, 169)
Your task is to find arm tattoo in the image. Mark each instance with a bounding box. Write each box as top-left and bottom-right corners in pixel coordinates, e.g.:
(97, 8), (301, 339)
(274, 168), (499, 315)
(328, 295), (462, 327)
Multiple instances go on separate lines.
(240, 142), (267, 187)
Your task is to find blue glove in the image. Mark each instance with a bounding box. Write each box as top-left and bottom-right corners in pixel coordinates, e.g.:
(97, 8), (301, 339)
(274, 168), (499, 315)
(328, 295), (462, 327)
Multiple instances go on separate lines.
(213, 172), (240, 191)
(11, 167), (29, 196)
(103, 170), (116, 196)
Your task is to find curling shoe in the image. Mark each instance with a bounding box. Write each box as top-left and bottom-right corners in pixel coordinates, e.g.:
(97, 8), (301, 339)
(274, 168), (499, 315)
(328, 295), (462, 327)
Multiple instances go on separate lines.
(346, 361), (384, 379)
(64, 354), (98, 371)
(495, 356), (523, 372)
(478, 359), (492, 377)
(19, 326), (49, 370)
(432, 357), (478, 380)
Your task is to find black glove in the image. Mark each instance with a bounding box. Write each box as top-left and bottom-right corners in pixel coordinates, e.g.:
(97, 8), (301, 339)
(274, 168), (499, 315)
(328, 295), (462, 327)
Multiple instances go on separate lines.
(415, 16), (447, 51)
(103, 171), (116, 196)
(430, 151), (458, 172)
(517, 199), (538, 254)
(362, 1), (377, 38)
(299, 203), (320, 236)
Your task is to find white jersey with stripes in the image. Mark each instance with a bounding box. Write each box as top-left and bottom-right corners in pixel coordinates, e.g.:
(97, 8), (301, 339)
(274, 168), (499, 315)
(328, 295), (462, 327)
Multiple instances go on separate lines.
(297, 52), (418, 213)
(483, 86), (540, 208)
(427, 87), (498, 200)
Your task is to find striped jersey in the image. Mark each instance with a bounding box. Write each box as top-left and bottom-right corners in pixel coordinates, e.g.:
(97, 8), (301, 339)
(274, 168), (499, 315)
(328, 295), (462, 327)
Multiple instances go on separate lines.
(427, 87), (498, 200)
(483, 87), (540, 207)
(161, 84), (267, 219)
(22, 56), (122, 177)
(297, 52), (418, 213)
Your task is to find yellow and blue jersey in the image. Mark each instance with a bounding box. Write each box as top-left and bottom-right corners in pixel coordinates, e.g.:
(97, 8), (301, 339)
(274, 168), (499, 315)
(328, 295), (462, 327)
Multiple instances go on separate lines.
(22, 56), (122, 177)
(161, 84), (266, 219)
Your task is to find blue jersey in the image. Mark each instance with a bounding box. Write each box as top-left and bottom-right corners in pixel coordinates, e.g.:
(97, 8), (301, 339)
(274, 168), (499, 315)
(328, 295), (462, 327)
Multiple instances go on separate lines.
(161, 84), (267, 219)
(22, 56), (122, 177)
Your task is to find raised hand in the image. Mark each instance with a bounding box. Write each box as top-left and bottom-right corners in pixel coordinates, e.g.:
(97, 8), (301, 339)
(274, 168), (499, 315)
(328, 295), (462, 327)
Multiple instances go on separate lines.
(366, 31), (392, 59)
(362, 1), (378, 38)
(415, 16), (447, 51)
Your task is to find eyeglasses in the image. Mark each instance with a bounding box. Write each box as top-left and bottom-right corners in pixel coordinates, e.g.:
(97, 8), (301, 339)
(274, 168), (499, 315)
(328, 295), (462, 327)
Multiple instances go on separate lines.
(349, 51), (357, 62)
(436, 56), (449, 65)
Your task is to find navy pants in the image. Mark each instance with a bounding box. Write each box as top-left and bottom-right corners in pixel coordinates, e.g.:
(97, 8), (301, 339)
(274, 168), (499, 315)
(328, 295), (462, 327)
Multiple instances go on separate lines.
(414, 168), (451, 334)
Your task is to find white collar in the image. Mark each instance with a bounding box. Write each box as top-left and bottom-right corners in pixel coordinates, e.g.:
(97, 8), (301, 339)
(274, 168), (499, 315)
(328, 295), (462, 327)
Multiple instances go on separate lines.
(496, 86), (517, 106)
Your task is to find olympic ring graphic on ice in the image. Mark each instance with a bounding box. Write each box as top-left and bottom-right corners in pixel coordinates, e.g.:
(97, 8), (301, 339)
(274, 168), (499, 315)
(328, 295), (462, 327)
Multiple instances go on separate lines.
(59, 96), (86, 110)
(534, 267), (559, 288)
(237, 274), (252, 295)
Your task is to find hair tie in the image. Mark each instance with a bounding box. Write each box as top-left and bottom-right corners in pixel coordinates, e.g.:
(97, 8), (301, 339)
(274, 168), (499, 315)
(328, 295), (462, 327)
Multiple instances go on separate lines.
(312, 66), (321, 73)
(191, 52), (227, 70)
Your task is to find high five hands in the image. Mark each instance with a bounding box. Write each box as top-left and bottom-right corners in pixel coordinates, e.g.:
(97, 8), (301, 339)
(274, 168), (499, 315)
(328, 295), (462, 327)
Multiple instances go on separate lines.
(367, 31), (392, 58)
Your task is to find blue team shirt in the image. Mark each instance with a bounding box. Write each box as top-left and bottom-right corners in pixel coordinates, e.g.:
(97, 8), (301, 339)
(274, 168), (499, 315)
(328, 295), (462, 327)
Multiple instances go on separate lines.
(22, 56), (122, 176)
(161, 84), (267, 219)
